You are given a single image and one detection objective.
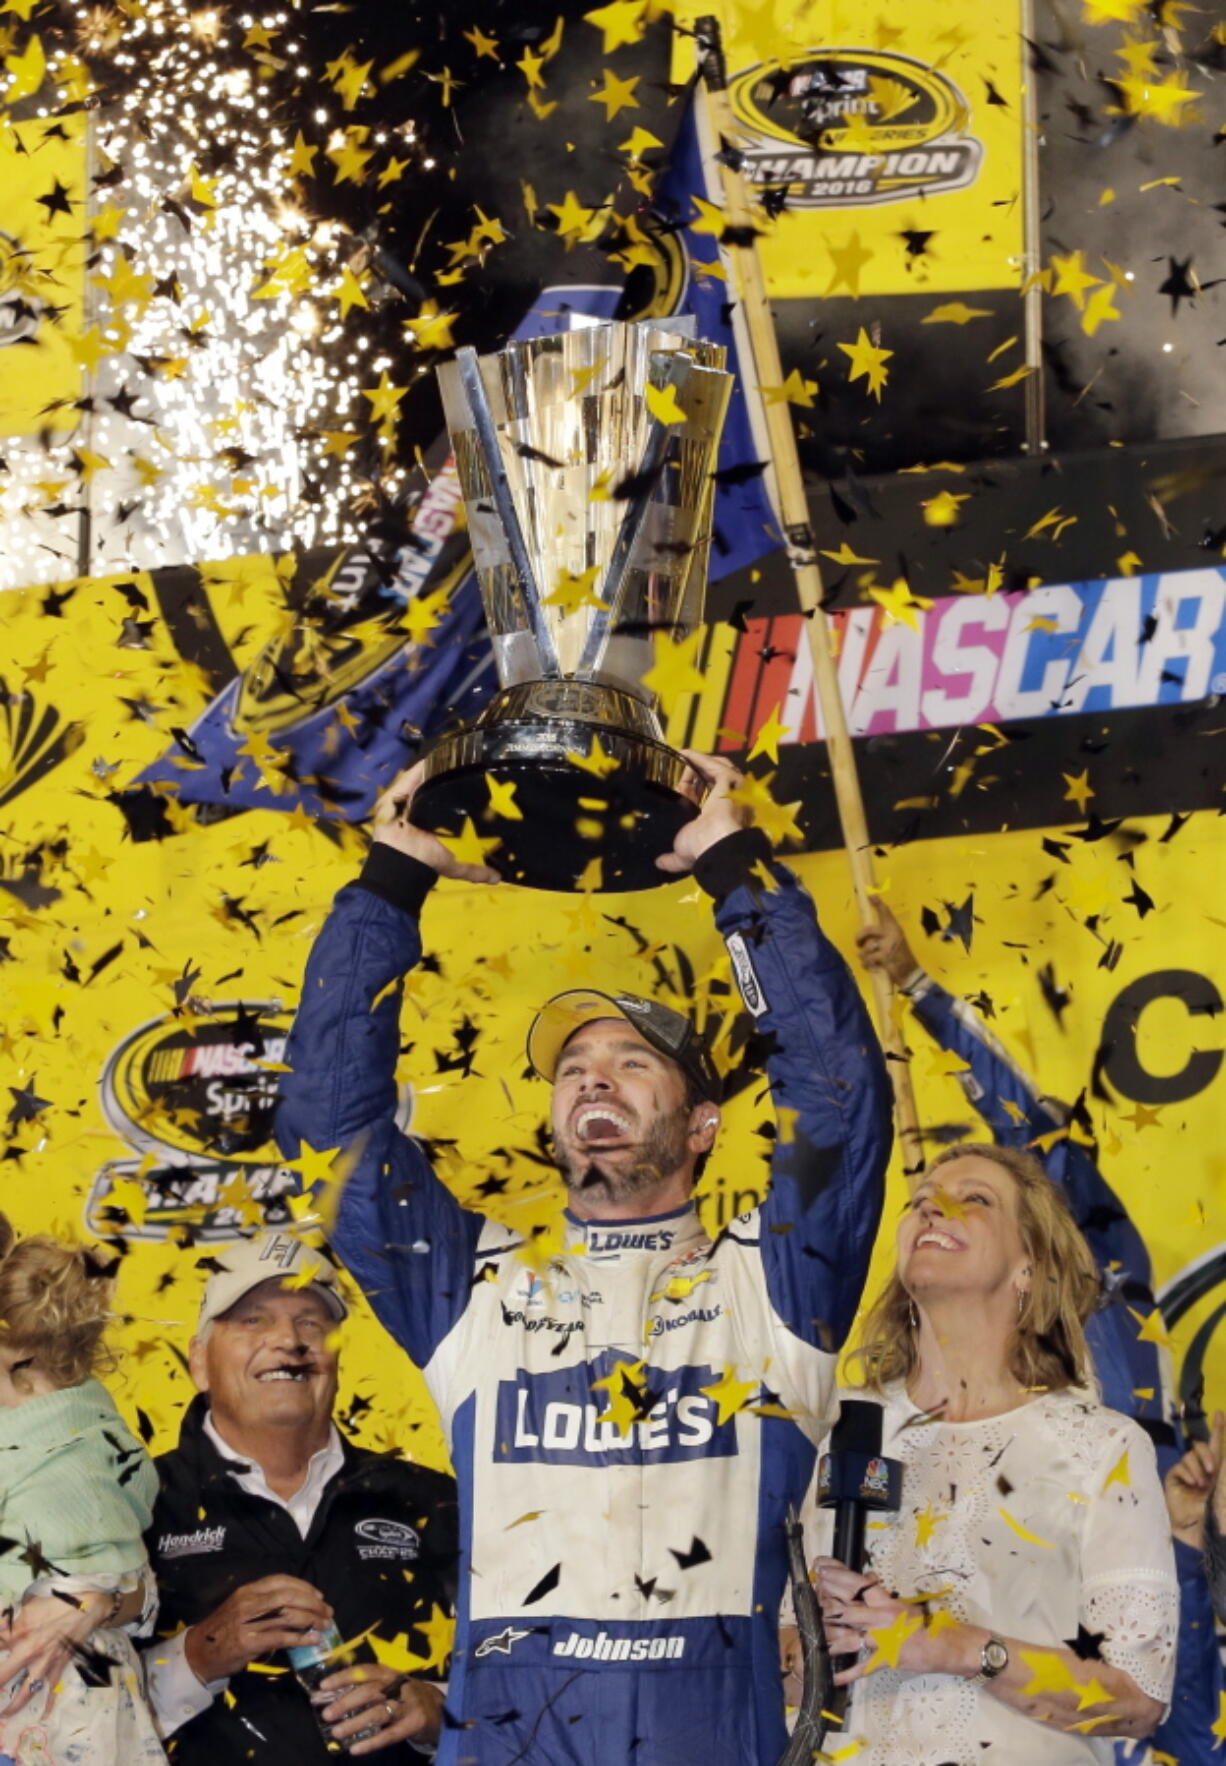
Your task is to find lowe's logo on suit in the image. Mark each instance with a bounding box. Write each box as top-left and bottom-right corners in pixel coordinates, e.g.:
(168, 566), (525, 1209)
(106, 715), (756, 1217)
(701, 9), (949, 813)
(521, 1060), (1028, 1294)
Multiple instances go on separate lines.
(495, 1359), (736, 1466)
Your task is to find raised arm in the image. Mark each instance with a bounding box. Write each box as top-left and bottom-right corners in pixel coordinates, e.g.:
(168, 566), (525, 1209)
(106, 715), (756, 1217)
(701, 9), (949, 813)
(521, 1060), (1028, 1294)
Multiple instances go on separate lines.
(664, 754), (892, 1354)
(858, 901), (1154, 1287)
(275, 764), (501, 1369)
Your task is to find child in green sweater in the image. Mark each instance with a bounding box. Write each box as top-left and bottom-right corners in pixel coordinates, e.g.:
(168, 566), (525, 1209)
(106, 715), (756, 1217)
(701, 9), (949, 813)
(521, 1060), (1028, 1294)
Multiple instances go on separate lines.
(0, 1214), (166, 1764)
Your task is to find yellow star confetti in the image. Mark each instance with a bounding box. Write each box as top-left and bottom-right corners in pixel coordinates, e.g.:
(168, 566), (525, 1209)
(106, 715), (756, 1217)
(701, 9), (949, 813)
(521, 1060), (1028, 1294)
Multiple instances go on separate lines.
(838, 327), (893, 400)
(727, 771), (804, 846)
(543, 564), (604, 614)
(328, 130), (375, 185)
(438, 818), (502, 868)
(620, 124), (662, 159)
(997, 1507), (1053, 1547)
(1116, 71), (1201, 123)
(1128, 1305), (1170, 1344)
(820, 541), (880, 566)
(361, 371), (408, 425)
(590, 67), (639, 119)
(583, 0), (647, 54)
(641, 629), (706, 702)
(644, 381), (688, 425)
(566, 733), (620, 777)
(1103, 1448), (1130, 1489)
(747, 704), (792, 765)
(921, 489), (970, 528)
(826, 230), (873, 296)
(699, 1364), (759, 1426)
(1062, 770), (1094, 813)
(921, 301), (994, 325)
(1050, 249), (1103, 311)
(867, 577), (933, 631)
(862, 1608), (922, 1671)
(1016, 1650), (1079, 1700)
(463, 25), (500, 58)
(1082, 282), (1121, 336)
(760, 368), (818, 408)
(914, 1504), (945, 1547)
(591, 1357), (646, 1437)
(547, 189), (602, 242)
(283, 1142), (341, 1186)
(484, 777), (523, 821)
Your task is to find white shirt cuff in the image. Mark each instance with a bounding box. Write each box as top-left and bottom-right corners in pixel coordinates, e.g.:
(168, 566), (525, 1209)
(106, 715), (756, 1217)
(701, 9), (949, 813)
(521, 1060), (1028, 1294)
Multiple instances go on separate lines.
(27, 1566), (158, 1637)
(145, 1627), (229, 1738)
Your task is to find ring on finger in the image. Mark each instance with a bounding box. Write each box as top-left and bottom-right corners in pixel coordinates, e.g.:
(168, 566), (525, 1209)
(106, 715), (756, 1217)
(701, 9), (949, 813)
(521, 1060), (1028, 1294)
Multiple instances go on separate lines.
(385, 1698), (397, 1722)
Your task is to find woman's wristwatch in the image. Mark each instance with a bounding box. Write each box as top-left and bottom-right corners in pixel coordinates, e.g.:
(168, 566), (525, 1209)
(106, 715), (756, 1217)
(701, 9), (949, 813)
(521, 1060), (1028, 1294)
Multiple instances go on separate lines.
(973, 1636), (1009, 1683)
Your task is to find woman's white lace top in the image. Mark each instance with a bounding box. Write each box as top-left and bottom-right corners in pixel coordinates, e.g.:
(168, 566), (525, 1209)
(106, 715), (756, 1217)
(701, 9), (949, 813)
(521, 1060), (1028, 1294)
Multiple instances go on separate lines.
(832, 1384), (1178, 1766)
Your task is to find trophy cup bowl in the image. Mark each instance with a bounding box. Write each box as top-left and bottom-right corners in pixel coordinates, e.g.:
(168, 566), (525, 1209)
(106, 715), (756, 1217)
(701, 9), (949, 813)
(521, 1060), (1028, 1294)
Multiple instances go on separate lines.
(410, 320), (733, 892)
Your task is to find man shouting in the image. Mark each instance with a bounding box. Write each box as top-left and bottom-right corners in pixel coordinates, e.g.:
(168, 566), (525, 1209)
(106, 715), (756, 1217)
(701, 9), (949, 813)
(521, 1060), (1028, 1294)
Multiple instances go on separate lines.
(277, 752), (892, 1764)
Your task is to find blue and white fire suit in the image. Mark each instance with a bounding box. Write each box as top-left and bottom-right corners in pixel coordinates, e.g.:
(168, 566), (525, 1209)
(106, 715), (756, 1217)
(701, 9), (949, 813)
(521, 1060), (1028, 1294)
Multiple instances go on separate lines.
(276, 835), (892, 1765)
(900, 969), (1223, 1765)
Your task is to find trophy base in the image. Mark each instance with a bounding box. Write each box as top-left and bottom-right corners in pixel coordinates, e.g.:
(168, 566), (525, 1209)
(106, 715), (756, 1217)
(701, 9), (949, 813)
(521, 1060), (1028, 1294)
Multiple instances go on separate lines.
(411, 685), (701, 892)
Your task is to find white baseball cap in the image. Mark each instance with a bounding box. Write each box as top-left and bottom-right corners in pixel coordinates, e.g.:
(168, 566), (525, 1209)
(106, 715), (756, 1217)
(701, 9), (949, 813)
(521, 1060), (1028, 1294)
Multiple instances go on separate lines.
(196, 1232), (348, 1333)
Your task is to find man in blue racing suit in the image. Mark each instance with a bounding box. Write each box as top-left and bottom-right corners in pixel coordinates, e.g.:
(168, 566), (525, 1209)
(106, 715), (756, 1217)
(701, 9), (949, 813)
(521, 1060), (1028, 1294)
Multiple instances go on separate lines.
(276, 751), (893, 1765)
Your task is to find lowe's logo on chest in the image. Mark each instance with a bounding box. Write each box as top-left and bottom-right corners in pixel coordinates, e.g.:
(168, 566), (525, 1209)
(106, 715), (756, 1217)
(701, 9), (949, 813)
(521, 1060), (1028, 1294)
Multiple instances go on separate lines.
(354, 1519), (421, 1562)
(495, 1355), (736, 1467)
(586, 1227), (676, 1257)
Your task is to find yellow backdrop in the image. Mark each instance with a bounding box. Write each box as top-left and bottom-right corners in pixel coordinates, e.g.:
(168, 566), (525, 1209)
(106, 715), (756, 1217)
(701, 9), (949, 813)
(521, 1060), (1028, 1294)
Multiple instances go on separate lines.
(672, 0), (1025, 297)
(1, 560), (1222, 1477)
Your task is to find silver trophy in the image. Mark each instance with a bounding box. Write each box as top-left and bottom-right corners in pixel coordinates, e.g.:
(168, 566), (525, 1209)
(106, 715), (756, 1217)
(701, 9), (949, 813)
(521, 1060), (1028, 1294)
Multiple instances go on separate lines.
(411, 319), (733, 891)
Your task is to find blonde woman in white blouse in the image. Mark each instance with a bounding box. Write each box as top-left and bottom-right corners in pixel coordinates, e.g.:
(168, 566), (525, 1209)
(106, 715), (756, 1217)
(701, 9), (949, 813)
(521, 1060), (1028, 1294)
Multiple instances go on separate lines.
(815, 1141), (1177, 1766)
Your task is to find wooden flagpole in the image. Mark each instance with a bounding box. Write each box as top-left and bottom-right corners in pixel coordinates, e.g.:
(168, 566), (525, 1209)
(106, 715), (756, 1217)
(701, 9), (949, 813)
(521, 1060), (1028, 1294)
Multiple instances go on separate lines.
(694, 16), (922, 1172)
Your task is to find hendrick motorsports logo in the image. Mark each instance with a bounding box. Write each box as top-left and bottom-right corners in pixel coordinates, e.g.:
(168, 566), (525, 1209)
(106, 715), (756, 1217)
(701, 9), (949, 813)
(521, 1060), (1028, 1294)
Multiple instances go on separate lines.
(727, 49), (983, 208)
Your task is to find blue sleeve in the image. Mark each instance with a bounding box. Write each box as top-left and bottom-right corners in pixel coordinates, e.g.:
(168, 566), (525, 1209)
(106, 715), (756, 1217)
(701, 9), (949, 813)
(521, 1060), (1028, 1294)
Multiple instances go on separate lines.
(275, 881), (486, 1369)
(715, 863), (892, 1351)
(911, 977), (1056, 1146)
(1143, 1537), (1225, 1765)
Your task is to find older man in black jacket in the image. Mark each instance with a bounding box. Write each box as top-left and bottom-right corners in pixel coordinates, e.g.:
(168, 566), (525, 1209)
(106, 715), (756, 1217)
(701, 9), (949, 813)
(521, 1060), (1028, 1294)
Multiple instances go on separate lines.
(144, 1231), (456, 1762)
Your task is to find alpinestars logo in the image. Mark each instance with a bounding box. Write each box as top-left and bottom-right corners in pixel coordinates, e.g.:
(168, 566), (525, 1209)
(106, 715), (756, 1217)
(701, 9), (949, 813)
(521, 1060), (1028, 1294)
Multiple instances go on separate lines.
(727, 49), (983, 209)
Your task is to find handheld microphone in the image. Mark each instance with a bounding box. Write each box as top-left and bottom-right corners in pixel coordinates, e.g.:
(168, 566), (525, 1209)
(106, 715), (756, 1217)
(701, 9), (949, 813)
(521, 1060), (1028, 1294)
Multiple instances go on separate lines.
(817, 1399), (903, 1682)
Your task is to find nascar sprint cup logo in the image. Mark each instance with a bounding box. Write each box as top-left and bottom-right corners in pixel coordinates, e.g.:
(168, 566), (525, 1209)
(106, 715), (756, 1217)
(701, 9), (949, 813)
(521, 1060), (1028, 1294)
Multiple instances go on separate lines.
(86, 1001), (304, 1242)
(727, 49), (983, 208)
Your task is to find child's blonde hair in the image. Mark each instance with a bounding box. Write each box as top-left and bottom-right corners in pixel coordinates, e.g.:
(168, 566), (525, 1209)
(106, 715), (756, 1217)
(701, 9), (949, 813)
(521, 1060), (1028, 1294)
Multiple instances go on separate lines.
(0, 1213), (120, 1389)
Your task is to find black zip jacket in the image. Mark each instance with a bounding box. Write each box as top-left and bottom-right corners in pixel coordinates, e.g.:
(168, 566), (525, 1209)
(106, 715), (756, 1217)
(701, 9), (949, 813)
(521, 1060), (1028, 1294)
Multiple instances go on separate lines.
(145, 1394), (458, 1764)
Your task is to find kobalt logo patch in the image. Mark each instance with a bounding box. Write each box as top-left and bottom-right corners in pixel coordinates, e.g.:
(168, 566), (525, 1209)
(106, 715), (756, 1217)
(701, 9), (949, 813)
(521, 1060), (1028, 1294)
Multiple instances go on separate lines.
(354, 1518), (420, 1562)
(727, 49), (983, 209)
